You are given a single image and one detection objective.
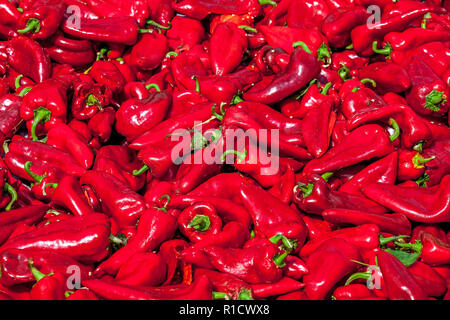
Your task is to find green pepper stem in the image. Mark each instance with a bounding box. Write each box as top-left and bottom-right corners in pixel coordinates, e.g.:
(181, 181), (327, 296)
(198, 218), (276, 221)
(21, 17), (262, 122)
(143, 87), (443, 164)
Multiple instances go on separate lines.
(165, 51), (178, 58)
(3, 182), (17, 211)
(17, 87), (32, 97)
(132, 164), (149, 176)
(388, 118), (400, 142)
(43, 182), (59, 196)
(259, 0), (277, 6)
(421, 12), (431, 29)
(221, 149), (247, 163)
(292, 41), (312, 54)
(28, 259), (51, 282)
(345, 271), (371, 286)
(238, 289), (254, 300)
(412, 153), (435, 168)
(345, 43), (354, 50)
(146, 20), (171, 30)
(295, 182), (314, 198)
(394, 240), (423, 253)
(64, 291), (74, 298)
(145, 83), (161, 92)
(24, 161), (46, 184)
(17, 18), (41, 34)
(158, 194), (171, 208)
(212, 291), (230, 300)
(321, 172), (334, 182)
(15, 75), (23, 90)
(188, 214), (211, 231)
(273, 251), (289, 268)
(191, 75), (201, 94)
(320, 82), (332, 95)
(372, 41), (392, 57)
(30, 107), (52, 141)
(360, 78), (376, 87)
(425, 89), (446, 112)
(238, 25), (257, 33)
(338, 63), (350, 81)
(379, 234), (410, 246)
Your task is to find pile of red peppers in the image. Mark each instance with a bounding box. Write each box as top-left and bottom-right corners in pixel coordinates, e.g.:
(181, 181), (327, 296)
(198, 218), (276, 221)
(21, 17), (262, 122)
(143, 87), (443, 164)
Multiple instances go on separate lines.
(0, 0), (449, 301)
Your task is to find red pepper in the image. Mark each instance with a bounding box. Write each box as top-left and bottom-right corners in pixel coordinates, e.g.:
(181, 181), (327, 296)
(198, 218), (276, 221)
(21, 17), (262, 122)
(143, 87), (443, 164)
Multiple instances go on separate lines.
(351, 6), (438, 55)
(45, 175), (95, 217)
(148, 0), (174, 27)
(250, 277), (305, 299)
(376, 250), (428, 300)
(171, 0), (262, 20)
(130, 102), (219, 149)
(202, 242), (287, 284)
(243, 45), (320, 104)
(303, 124), (394, 174)
(210, 22), (247, 76)
(65, 288), (99, 300)
(408, 261), (447, 297)
(239, 182), (307, 249)
(88, 60), (126, 95)
(357, 61), (411, 95)
(0, 213), (111, 263)
(116, 87), (171, 141)
(6, 36), (51, 83)
(129, 32), (168, 72)
(80, 170), (146, 229)
(332, 284), (374, 300)
(84, 0), (149, 26)
(166, 16), (205, 51)
(304, 238), (360, 300)
(94, 207), (177, 276)
(0, 94), (23, 139)
(0, 204), (48, 246)
(180, 221), (250, 268)
(0, 248), (92, 287)
(83, 275), (212, 300)
(363, 175), (450, 223)
(4, 140), (86, 181)
(71, 80), (112, 120)
(28, 259), (66, 300)
(177, 202), (223, 243)
(321, 6), (370, 48)
(16, 0), (66, 40)
(339, 152), (398, 196)
(300, 224), (381, 258)
(115, 252), (166, 287)
(283, 255), (309, 280)
(44, 31), (95, 67)
(258, 25), (327, 56)
(287, 0), (329, 30)
(46, 122), (94, 169)
(93, 145), (145, 192)
(422, 139), (450, 186)
(346, 103), (432, 149)
(62, 16), (142, 45)
(420, 232), (450, 266)
(323, 209), (411, 236)
(405, 56), (449, 116)
(398, 149), (435, 181)
(87, 107), (115, 143)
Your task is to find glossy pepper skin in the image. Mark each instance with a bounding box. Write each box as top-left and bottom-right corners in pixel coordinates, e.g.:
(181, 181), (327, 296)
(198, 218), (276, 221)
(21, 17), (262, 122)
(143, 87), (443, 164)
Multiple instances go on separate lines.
(405, 57), (450, 116)
(304, 238), (360, 300)
(322, 209), (411, 236)
(0, 248), (92, 287)
(82, 275), (213, 300)
(202, 243), (286, 284)
(16, 0), (66, 40)
(239, 182), (308, 249)
(116, 89), (171, 141)
(129, 32), (169, 72)
(293, 173), (388, 215)
(243, 46), (321, 104)
(210, 22), (247, 76)
(94, 207), (177, 276)
(115, 252), (166, 287)
(62, 16), (141, 45)
(80, 170), (146, 229)
(363, 175), (450, 223)
(6, 36), (51, 83)
(0, 205), (49, 246)
(177, 202), (223, 243)
(0, 213), (111, 263)
(419, 232), (450, 266)
(171, 0), (262, 20)
(303, 124), (394, 175)
(376, 250), (428, 300)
